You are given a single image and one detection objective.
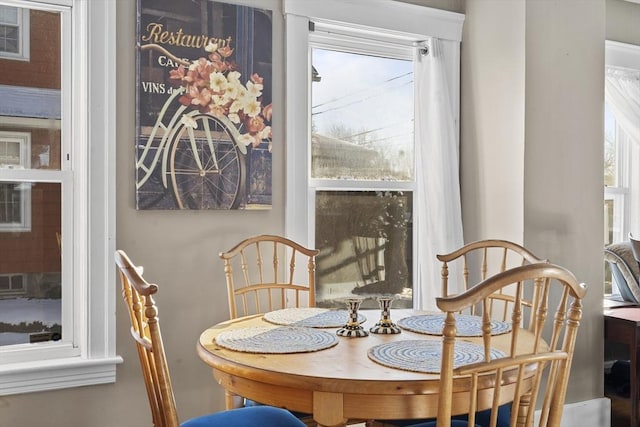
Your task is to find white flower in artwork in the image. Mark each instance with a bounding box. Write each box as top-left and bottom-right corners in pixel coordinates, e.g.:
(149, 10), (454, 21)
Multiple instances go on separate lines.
(204, 42), (218, 53)
(243, 99), (261, 117)
(238, 133), (254, 146)
(227, 70), (241, 84)
(246, 80), (263, 98)
(209, 71), (227, 92)
(180, 115), (198, 129)
(259, 126), (271, 140)
(169, 40), (272, 149)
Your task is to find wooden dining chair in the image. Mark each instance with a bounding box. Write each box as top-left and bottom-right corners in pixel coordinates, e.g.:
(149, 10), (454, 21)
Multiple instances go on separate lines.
(115, 250), (307, 427)
(407, 263), (586, 427)
(218, 237), (367, 427)
(219, 234), (320, 319)
(437, 239), (547, 331)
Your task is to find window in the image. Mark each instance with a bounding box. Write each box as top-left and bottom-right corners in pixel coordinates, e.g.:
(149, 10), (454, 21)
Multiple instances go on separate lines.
(0, 131), (31, 231)
(310, 36), (415, 308)
(284, 0), (463, 309)
(0, 5), (29, 60)
(0, 273), (26, 295)
(604, 40), (640, 296)
(604, 103), (632, 245)
(0, 0), (119, 395)
(0, 4), (64, 358)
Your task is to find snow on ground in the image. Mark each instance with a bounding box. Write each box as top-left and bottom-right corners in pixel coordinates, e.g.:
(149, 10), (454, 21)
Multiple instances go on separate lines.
(0, 298), (61, 346)
(0, 332), (30, 345)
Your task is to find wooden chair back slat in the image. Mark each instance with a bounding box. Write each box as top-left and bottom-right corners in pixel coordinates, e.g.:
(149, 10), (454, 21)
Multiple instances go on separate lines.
(115, 250), (180, 427)
(220, 235), (319, 319)
(435, 263), (586, 427)
(437, 239), (547, 331)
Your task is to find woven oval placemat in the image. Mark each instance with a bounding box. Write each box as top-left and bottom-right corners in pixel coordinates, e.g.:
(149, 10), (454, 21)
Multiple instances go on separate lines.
(397, 314), (511, 337)
(215, 326), (339, 354)
(263, 308), (366, 328)
(367, 340), (506, 373)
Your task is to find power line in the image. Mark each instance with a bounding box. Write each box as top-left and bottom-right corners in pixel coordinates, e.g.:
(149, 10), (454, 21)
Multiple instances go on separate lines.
(312, 79), (412, 117)
(312, 71), (412, 112)
(344, 119), (412, 140)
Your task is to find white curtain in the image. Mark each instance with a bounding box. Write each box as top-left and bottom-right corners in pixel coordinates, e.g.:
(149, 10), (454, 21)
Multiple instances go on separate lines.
(414, 38), (464, 311)
(605, 67), (640, 146)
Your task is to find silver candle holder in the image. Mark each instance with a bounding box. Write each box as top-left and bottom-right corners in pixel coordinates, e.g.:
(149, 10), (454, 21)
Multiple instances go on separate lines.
(336, 297), (369, 337)
(369, 296), (401, 334)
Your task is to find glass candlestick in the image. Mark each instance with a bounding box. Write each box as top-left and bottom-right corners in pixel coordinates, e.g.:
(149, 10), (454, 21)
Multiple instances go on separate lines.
(369, 296), (401, 334)
(336, 297), (369, 337)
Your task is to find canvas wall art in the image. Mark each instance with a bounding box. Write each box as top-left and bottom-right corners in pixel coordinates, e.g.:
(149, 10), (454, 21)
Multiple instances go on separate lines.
(135, 0), (273, 210)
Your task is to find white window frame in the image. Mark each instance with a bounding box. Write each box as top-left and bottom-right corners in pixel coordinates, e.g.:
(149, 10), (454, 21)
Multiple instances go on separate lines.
(0, 130), (31, 231)
(283, 0), (463, 306)
(0, 4), (29, 60)
(0, 0), (120, 395)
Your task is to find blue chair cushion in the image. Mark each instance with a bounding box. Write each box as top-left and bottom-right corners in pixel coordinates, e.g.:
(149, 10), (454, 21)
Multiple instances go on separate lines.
(394, 403), (511, 427)
(180, 406), (307, 427)
(244, 398), (311, 419)
(473, 405), (511, 427)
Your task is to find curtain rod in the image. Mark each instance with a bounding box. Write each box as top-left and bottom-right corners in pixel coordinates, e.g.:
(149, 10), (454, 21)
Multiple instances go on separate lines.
(311, 20), (431, 52)
(413, 40), (430, 56)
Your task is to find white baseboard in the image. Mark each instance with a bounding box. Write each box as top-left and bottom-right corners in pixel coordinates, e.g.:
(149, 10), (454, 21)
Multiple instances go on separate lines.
(537, 398), (610, 427)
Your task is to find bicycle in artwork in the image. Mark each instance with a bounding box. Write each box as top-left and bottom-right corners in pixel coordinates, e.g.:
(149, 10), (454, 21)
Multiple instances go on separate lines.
(135, 43), (272, 210)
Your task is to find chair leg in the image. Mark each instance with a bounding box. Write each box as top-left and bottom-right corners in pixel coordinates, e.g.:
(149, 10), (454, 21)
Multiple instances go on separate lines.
(516, 393), (533, 427)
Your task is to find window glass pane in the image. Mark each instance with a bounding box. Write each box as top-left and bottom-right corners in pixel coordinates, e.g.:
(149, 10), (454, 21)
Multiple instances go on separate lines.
(0, 6), (60, 168)
(0, 5), (63, 350)
(0, 128), (60, 171)
(0, 182), (25, 225)
(0, 182), (61, 347)
(603, 98), (637, 248)
(604, 199), (614, 246)
(0, 6), (18, 25)
(0, 25), (19, 53)
(311, 49), (414, 181)
(315, 190), (412, 309)
(0, 6), (20, 55)
(604, 103), (616, 188)
(0, 140), (21, 165)
(11, 274), (23, 290)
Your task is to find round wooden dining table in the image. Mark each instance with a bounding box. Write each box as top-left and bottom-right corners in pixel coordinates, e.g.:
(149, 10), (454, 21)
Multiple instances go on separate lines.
(196, 309), (535, 427)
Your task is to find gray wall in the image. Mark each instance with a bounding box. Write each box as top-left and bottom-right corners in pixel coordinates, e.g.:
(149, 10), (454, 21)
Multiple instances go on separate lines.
(523, 0), (605, 403)
(460, 0), (526, 243)
(0, 0), (637, 425)
(607, 0), (640, 44)
(461, 0), (607, 405)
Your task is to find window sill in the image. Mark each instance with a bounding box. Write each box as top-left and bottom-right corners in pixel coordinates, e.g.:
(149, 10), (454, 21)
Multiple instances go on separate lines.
(0, 355), (123, 395)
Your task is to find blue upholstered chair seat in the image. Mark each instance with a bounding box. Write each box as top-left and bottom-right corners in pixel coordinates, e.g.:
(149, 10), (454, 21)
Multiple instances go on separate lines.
(181, 406), (307, 427)
(243, 398), (311, 420)
(398, 404), (511, 427)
